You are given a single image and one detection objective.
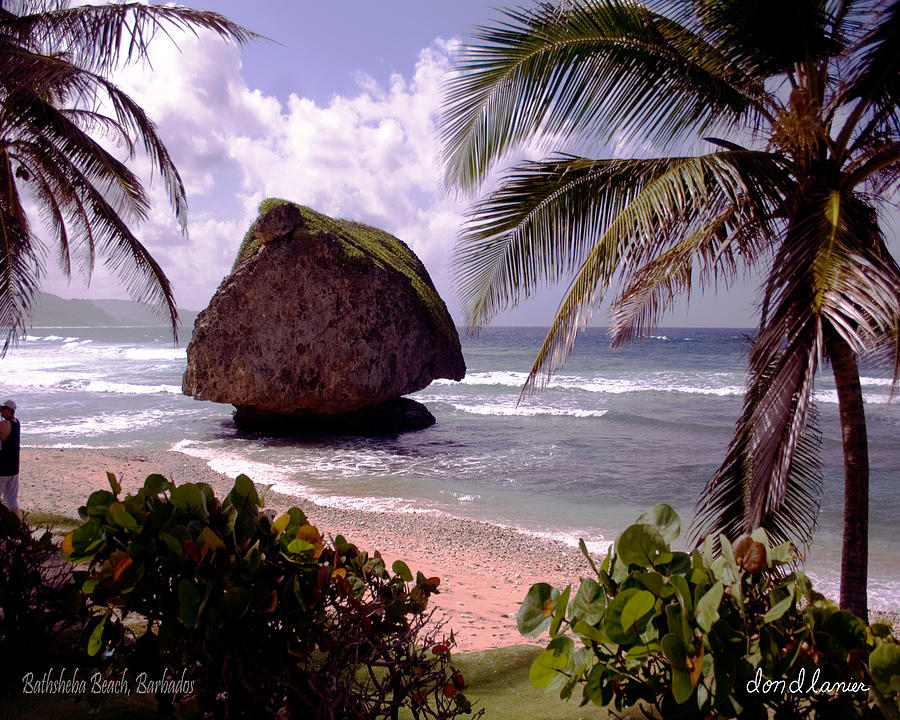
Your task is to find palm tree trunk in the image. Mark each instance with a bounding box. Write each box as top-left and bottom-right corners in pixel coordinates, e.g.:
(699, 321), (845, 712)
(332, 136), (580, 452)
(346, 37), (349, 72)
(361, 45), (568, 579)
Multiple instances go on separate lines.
(826, 332), (868, 620)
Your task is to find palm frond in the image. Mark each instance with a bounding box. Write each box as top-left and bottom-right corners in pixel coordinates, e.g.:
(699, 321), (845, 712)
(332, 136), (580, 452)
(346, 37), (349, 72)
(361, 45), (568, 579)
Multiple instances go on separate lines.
(608, 204), (768, 346)
(0, 150), (44, 349)
(470, 150), (789, 394)
(13, 148), (70, 275)
(845, 140), (900, 191)
(742, 188), (898, 525)
(0, 1), (261, 341)
(91, 72), (187, 230)
(690, 347), (823, 555)
(745, 315), (823, 528)
(5, 84), (152, 223)
(832, 0), (900, 152)
(18, 130), (177, 331)
(442, 0), (767, 191)
(672, 0), (844, 79)
(815, 193), (900, 389)
(455, 154), (687, 328)
(7, 2), (259, 75)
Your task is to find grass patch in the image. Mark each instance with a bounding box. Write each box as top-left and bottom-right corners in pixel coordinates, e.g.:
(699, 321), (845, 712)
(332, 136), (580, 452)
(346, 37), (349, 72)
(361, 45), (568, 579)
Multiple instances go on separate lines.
(448, 645), (613, 720)
(22, 511), (81, 535)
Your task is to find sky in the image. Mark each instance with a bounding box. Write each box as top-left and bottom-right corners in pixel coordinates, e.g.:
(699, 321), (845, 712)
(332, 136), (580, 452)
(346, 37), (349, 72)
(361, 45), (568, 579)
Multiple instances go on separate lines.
(39, 0), (773, 327)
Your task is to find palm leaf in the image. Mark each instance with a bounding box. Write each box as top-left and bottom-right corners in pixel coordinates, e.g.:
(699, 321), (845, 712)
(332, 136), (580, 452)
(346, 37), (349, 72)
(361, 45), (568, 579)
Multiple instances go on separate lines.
(0, 150), (43, 349)
(442, 0), (767, 191)
(609, 204), (769, 346)
(0, 1), (260, 341)
(833, 0), (900, 152)
(690, 346), (823, 555)
(455, 154), (687, 328)
(497, 151), (791, 393)
(7, 2), (259, 75)
(745, 189), (898, 523)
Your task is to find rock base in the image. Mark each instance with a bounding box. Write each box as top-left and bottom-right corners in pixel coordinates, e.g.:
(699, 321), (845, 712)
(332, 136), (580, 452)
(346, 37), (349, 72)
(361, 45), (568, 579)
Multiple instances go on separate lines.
(232, 397), (436, 435)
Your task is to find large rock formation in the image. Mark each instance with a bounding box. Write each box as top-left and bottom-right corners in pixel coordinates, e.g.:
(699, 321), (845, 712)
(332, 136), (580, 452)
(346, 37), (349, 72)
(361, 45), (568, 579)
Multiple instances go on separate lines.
(182, 200), (465, 433)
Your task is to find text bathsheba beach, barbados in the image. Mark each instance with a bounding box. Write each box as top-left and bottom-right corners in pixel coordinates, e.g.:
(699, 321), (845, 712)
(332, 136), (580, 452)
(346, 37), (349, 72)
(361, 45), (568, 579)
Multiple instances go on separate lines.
(746, 667), (869, 696)
(21, 667), (194, 696)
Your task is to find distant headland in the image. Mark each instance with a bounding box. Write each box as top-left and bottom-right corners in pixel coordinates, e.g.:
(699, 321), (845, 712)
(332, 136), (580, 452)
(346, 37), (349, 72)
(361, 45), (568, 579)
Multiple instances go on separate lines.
(26, 292), (199, 329)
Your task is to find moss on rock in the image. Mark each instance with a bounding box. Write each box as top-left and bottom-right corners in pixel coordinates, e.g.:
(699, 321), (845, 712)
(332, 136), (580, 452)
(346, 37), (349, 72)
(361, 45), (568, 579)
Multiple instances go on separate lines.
(233, 199), (455, 341)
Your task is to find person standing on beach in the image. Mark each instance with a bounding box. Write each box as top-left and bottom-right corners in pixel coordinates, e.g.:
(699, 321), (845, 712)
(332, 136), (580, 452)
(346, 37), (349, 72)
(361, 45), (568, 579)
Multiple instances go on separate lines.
(0, 399), (20, 513)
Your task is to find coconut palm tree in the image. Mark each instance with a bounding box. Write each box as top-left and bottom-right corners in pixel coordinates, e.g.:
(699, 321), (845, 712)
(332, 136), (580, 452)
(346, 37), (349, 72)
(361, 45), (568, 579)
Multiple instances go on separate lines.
(0, 1), (256, 346)
(441, 0), (900, 619)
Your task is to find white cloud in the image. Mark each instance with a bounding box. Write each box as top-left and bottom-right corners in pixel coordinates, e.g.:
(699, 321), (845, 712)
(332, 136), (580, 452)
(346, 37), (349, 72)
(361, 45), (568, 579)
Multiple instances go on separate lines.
(64, 30), (470, 319)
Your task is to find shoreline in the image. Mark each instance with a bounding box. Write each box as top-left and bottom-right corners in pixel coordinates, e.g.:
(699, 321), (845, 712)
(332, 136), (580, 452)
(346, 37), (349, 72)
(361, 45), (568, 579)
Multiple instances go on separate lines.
(18, 446), (899, 649)
(18, 446), (591, 652)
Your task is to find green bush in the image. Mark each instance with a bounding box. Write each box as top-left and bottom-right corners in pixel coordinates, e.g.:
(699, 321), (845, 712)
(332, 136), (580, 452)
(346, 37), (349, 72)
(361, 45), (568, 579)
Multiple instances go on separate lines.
(518, 504), (900, 718)
(0, 505), (87, 696)
(63, 473), (481, 720)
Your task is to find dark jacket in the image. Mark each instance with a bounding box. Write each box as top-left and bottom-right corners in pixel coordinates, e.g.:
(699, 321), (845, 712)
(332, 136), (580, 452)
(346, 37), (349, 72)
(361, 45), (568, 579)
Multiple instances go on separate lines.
(0, 418), (20, 475)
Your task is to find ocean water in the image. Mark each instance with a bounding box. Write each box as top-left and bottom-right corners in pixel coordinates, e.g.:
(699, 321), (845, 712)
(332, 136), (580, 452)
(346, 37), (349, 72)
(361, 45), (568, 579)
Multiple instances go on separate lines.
(3, 326), (898, 610)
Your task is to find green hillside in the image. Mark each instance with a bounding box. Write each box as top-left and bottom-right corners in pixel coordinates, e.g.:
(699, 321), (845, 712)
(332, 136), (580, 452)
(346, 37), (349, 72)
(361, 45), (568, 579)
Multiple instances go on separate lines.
(28, 293), (199, 328)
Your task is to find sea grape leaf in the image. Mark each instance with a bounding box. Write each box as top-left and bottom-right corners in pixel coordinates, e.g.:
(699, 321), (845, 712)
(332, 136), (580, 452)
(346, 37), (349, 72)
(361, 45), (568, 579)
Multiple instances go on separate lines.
(392, 560), (414, 582)
(272, 513), (290, 534)
(111, 503), (140, 532)
(550, 585), (572, 637)
(768, 541), (794, 566)
(625, 641), (661, 669)
(106, 472), (122, 496)
(603, 589), (641, 644)
(287, 538), (314, 556)
(636, 571), (675, 599)
(668, 574), (694, 617)
(178, 579), (202, 628)
(229, 474), (261, 510)
(223, 586), (251, 620)
(159, 532), (183, 557)
(762, 594), (794, 624)
(750, 527), (771, 547)
(561, 649), (591, 700)
(666, 604), (690, 644)
(199, 527), (225, 555)
(579, 538), (599, 575)
(621, 590), (656, 632)
(171, 484), (207, 518)
(869, 643), (900, 695)
(719, 534), (739, 581)
(617, 524), (668, 568)
(142, 473), (172, 495)
(662, 632), (690, 668)
(585, 664), (613, 707)
(86, 616), (107, 657)
(572, 577), (606, 625)
(573, 620), (608, 645)
(518, 583), (558, 638)
(662, 633), (696, 704)
(70, 521), (104, 556)
(696, 581), (724, 632)
(287, 506), (308, 527)
(671, 666), (693, 704)
(529, 636), (573, 689)
(636, 503), (681, 543)
(85, 490), (116, 515)
(823, 611), (867, 649)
